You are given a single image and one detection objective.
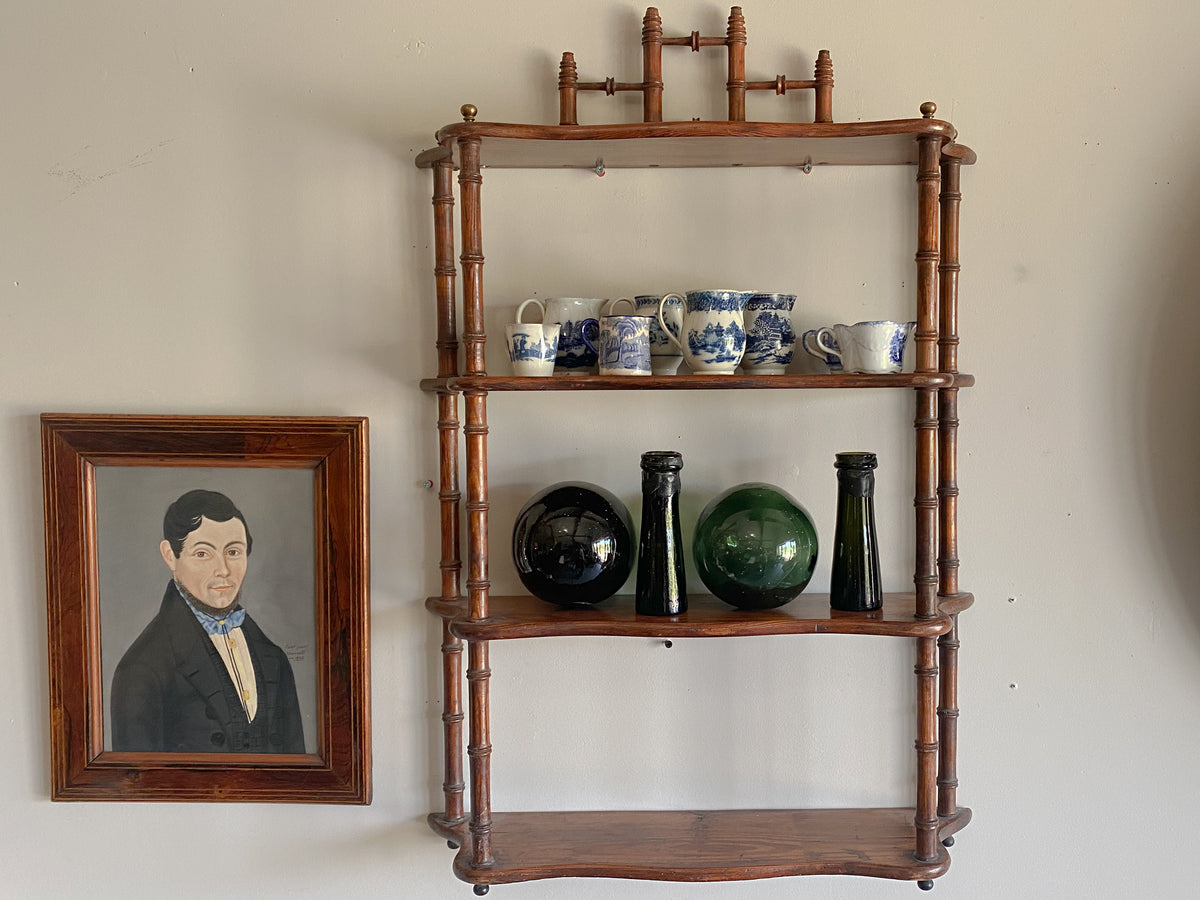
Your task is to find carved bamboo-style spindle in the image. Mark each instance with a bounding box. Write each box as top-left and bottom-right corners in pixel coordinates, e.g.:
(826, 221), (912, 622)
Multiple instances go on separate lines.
(456, 102), (494, 868)
(914, 637), (940, 862)
(937, 152), (965, 820)
(465, 388), (492, 866)
(913, 108), (941, 623)
(814, 49), (834, 122)
(432, 153), (465, 834)
(467, 634), (493, 866)
(726, 7), (747, 121)
(937, 621), (961, 819)
(458, 109), (485, 377)
(558, 53), (579, 125)
(642, 7), (664, 122)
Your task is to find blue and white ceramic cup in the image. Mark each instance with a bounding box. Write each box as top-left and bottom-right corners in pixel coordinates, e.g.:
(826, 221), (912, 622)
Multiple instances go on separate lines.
(505, 322), (561, 376)
(586, 301), (652, 376)
(658, 289), (754, 375)
(742, 293), (797, 374)
(802, 327), (843, 373)
(815, 320), (916, 374)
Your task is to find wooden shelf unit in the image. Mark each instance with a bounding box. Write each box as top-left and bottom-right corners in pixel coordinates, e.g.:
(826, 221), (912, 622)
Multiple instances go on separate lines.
(417, 7), (974, 894)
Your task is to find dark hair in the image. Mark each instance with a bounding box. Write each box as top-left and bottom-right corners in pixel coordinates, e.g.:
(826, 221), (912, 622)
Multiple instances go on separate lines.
(163, 489), (253, 557)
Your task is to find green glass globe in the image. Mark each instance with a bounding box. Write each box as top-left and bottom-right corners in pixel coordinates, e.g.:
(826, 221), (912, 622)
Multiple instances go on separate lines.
(693, 482), (819, 610)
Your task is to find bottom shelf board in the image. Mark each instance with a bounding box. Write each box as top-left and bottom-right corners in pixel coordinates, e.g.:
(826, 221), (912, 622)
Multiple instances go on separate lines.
(451, 807), (959, 886)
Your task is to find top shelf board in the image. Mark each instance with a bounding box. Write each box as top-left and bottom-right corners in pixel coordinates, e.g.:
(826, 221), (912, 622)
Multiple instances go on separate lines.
(416, 119), (976, 170)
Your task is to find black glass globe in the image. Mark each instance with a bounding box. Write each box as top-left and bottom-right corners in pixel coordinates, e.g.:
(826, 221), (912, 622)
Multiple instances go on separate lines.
(512, 481), (635, 606)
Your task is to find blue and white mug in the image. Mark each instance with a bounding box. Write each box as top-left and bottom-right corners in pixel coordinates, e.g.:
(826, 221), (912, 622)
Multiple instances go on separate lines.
(585, 299), (652, 376)
(505, 322), (561, 376)
(742, 293), (797, 374)
(657, 289), (754, 375)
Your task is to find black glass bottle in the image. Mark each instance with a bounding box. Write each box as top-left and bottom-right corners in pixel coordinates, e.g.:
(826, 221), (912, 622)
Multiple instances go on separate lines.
(830, 451), (882, 612)
(636, 451), (687, 615)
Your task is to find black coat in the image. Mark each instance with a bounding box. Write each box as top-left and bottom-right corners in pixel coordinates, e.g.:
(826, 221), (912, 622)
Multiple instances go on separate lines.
(111, 583), (305, 753)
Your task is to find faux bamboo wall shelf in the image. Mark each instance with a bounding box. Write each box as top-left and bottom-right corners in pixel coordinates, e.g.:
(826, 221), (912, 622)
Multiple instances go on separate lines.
(417, 6), (975, 894)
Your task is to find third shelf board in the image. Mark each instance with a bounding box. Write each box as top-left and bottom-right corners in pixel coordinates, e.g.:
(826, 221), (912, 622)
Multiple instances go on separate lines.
(446, 807), (973, 887)
(426, 592), (974, 641)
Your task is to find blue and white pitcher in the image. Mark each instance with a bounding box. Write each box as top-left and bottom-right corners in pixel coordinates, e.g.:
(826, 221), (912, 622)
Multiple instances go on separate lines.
(634, 294), (684, 374)
(517, 297), (607, 374)
(657, 289), (754, 375)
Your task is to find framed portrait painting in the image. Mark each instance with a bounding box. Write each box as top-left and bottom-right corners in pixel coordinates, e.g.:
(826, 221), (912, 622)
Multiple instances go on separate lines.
(41, 414), (370, 802)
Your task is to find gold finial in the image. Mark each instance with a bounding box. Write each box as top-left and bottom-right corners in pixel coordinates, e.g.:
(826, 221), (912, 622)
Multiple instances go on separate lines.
(920, 101), (936, 118)
(461, 103), (478, 122)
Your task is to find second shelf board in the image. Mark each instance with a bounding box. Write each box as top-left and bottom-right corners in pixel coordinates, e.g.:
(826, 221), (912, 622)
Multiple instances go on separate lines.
(451, 807), (959, 886)
(420, 372), (975, 393)
(426, 592), (974, 640)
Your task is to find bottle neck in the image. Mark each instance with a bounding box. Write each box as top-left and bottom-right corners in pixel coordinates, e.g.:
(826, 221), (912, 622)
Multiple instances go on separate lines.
(837, 468), (875, 498)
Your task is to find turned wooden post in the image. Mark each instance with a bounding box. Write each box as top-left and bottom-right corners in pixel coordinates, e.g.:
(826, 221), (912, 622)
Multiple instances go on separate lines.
(814, 49), (834, 122)
(937, 150), (965, 820)
(912, 103), (942, 865)
(432, 152), (465, 834)
(458, 108), (485, 378)
(726, 7), (747, 121)
(915, 637), (940, 862)
(558, 53), (579, 125)
(456, 107), (494, 868)
(642, 7), (664, 122)
(913, 104), (941, 623)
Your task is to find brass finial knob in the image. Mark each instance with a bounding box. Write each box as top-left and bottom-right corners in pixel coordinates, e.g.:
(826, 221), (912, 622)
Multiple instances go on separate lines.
(920, 101), (936, 118)
(461, 103), (478, 122)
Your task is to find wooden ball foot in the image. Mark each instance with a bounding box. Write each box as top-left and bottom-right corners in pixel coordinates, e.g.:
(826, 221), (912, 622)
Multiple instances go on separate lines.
(918, 880), (934, 891)
(473, 886), (490, 896)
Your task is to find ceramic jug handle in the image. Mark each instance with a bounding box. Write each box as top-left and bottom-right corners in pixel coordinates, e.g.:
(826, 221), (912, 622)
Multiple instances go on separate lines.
(657, 292), (685, 353)
(605, 297), (636, 316)
(801, 329), (827, 360)
(815, 327), (844, 363)
(579, 318), (600, 356)
(516, 298), (545, 324)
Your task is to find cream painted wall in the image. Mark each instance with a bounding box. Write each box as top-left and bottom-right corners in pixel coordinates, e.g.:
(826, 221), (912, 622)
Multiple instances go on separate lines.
(4, 1), (1199, 897)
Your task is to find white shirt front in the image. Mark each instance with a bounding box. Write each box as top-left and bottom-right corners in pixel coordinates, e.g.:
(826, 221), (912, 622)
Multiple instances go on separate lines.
(208, 627), (258, 722)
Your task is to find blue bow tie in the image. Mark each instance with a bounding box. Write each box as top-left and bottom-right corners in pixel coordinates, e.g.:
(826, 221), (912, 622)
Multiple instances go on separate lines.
(186, 600), (247, 635)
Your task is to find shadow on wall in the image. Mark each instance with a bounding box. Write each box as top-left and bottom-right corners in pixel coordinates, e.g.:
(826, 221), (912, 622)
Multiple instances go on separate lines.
(1137, 160), (1200, 638)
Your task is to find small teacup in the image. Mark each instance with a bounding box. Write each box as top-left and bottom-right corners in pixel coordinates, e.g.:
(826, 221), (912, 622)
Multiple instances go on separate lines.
(584, 298), (652, 376)
(816, 320), (916, 374)
(505, 322), (561, 376)
(742, 293), (797, 374)
(802, 327), (843, 373)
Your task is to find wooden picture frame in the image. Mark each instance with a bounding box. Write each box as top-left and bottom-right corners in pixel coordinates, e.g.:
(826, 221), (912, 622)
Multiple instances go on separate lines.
(41, 414), (370, 803)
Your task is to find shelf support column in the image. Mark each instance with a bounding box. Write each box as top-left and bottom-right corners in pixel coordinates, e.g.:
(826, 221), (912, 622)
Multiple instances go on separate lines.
(913, 123), (942, 864)
(432, 150), (466, 836)
(937, 150), (966, 819)
(459, 131), (495, 869)
(913, 126), (941, 622)
(915, 638), (940, 862)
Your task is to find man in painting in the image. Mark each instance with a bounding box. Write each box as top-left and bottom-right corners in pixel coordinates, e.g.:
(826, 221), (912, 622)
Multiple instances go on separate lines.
(111, 489), (305, 753)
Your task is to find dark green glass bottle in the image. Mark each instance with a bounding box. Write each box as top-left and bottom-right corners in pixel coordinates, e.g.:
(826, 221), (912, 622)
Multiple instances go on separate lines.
(830, 452), (882, 612)
(636, 451), (687, 615)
